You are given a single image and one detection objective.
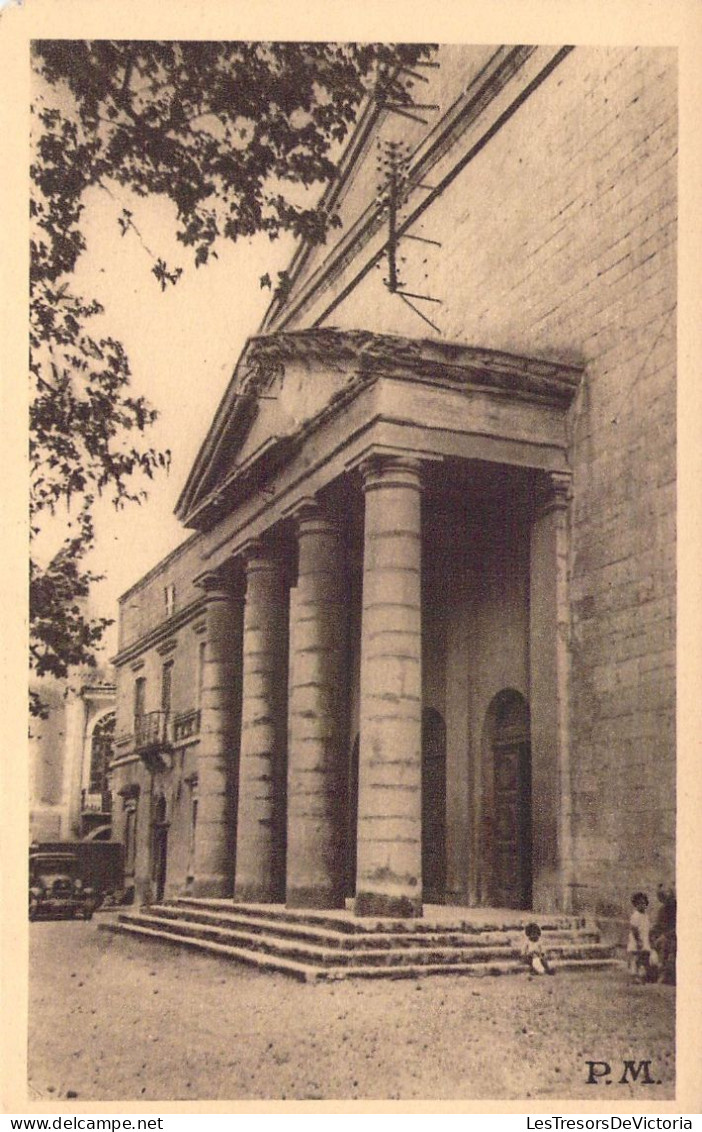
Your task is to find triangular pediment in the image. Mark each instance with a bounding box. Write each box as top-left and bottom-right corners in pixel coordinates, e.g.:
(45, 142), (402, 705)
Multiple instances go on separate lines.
(176, 328), (582, 532)
(175, 331), (362, 528)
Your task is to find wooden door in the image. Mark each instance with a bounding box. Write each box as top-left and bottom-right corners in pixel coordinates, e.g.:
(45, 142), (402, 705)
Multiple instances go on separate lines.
(492, 739), (531, 909)
(422, 709), (446, 902)
(152, 795), (168, 903)
(153, 825), (168, 902)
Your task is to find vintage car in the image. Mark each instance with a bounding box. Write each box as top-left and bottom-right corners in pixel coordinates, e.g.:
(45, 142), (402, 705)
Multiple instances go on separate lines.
(29, 850), (97, 921)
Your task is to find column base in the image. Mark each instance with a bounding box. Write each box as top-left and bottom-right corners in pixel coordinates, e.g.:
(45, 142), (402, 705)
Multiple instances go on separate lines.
(354, 891), (423, 918)
(532, 869), (567, 914)
(135, 878), (152, 906)
(234, 883), (283, 904)
(190, 875), (233, 899)
(286, 885), (346, 911)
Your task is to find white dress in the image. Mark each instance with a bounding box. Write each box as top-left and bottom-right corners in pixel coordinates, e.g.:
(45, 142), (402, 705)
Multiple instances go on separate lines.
(627, 908), (651, 954)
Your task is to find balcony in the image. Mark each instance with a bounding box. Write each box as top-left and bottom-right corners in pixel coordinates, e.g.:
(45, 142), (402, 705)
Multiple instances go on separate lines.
(134, 711), (173, 771)
(173, 708), (201, 743)
(81, 789), (112, 816)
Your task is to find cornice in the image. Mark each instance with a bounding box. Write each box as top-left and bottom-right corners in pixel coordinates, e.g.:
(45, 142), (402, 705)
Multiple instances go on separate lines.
(80, 684), (116, 698)
(181, 329), (582, 532)
(313, 48), (574, 331)
(261, 95), (386, 331)
(118, 530), (202, 606)
(112, 594), (207, 669)
(265, 46), (566, 334)
(244, 329), (583, 400)
(177, 48), (577, 535)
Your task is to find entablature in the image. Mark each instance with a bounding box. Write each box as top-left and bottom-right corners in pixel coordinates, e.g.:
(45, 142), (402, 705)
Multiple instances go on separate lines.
(184, 329), (582, 578)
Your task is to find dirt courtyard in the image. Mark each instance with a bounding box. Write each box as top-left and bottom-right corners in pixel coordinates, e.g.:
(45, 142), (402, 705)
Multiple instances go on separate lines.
(28, 917), (674, 1104)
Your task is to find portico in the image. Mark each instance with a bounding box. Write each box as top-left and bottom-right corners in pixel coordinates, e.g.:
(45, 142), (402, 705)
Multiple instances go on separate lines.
(175, 329), (582, 917)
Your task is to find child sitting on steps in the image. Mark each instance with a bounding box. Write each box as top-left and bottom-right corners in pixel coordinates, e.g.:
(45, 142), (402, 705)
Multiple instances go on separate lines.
(521, 921), (556, 975)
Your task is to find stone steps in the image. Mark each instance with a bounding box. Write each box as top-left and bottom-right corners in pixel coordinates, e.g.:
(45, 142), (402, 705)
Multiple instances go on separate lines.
(145, 902), (601, 951)
(113, 911), (521, 965)
(173, 897), (588, 936)
(146, 903), (518, 949)
(101, 899), (618, 982)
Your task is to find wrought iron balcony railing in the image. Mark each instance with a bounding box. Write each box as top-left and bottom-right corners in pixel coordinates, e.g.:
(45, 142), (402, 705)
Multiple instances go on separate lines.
(134, 711), (171, 756)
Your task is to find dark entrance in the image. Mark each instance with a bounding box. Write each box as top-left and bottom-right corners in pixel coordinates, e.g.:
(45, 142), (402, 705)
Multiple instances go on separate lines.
(488, 691), (532, 909)
(152, 794), (169, 903)
(345, 734), (359, 898)
(422, 708), (446, 902)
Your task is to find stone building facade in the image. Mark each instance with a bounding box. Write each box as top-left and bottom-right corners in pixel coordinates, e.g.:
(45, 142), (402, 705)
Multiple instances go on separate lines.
(30, 674), (116, 843)
(110, 45), (676, 923)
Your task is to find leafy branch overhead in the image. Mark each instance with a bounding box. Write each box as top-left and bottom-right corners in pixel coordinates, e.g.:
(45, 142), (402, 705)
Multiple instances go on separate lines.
(29, 40), (432, 711)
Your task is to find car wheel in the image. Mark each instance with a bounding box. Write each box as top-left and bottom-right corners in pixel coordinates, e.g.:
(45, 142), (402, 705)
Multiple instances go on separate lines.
(84, 911), (93, 921)
(29, 898), (38, 922)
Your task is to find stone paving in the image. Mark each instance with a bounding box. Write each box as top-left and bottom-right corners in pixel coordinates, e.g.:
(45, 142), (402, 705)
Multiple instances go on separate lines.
(28, 916), (674, 1103)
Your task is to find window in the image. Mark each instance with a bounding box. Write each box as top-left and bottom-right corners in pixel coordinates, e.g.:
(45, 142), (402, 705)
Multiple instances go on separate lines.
(161, 661), (174, 717)
(164, 583), (176, 617)
(197, 640), (207, 708)
(134, 676), (146, 720)
(89, 713), (115, 794)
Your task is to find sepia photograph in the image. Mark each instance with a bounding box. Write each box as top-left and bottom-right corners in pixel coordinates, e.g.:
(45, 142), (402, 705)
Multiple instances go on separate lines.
(4, 2), (699, 1113)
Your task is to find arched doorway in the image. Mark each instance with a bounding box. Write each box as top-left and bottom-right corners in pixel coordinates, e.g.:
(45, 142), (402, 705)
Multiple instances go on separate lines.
(152, 794), (169, 903)
(422, 708), (446, 903)
(486, 690), (532, 909)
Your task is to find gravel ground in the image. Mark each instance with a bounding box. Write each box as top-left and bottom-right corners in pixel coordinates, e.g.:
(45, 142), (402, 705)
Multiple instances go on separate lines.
(28, 917), (675, 1103)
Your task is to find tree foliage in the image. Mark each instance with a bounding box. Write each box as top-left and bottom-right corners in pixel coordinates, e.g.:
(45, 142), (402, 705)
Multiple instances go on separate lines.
(30, 40), (431, 711)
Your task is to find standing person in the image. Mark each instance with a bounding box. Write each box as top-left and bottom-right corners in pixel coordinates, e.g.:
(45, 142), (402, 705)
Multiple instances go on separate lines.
(650, 885), (676, 985)
(627, 892), (659, 982)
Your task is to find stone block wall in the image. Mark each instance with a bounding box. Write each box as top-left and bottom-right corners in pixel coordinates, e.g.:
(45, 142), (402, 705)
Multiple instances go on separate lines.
(293, 46), (676, 916)
(118, 532), (204, 653)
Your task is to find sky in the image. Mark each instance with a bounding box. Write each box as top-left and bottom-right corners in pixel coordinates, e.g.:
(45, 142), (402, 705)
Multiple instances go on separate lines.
(62, 183), (295, 659)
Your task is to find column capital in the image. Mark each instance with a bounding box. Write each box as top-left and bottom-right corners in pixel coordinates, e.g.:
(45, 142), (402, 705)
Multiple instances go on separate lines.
(282, 495), (340, 535)
(536, 470), (572, 516)
(237, 538), (285, 568)
(194, 561), (243, 599)
(357, 454), (425, 495)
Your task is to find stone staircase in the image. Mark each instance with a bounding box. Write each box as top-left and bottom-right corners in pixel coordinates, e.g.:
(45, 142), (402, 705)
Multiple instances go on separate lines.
(101, 898), (619, 982)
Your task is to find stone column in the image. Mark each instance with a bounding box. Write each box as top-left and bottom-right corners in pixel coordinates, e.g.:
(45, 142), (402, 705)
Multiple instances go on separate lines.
(286, 501), (347, 909)
(529, 471), (573, 912)
(355, 456), (424, 917)
(192, 568), (243, 897)
(234, 543), (289, 902)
